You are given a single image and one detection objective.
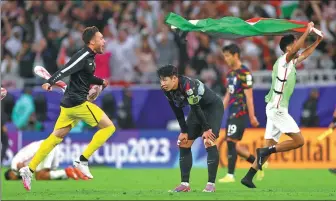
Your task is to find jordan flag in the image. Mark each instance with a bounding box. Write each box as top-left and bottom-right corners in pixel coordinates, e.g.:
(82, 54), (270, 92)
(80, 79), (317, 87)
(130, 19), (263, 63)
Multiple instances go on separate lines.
(165, 13), (322, 39)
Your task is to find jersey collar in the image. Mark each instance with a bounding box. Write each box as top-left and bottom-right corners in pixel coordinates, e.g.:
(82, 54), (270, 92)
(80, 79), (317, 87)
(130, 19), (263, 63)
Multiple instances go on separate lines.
(85, 46), (96, 56)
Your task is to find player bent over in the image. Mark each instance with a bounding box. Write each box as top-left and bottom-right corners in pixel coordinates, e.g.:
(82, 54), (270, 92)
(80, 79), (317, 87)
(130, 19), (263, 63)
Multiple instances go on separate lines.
(4, 140), (88, 181)
(19, 26), (116, 191)
(158, 65), (224, 192)
(241, 22), (323, 188)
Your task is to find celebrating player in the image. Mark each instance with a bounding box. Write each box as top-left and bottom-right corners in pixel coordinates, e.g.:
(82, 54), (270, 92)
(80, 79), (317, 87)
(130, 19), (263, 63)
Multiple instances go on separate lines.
(4, 140), (88, 181)
(19, 26), (116, 191)
(328, 108), (336, 174)
(218, 44), (260, 183)
(158, 64), (224, 192)
(241, 22), (323, 188)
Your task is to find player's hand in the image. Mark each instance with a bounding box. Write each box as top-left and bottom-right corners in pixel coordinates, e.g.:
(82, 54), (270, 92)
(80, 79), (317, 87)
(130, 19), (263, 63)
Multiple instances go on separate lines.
(177, 133), (188, 146)
(42, 83), (52, 91)
(202, 129), (216, 144)
(250, 116), (259, 127)
(317, 32), (324, 42)
(102, 79), (109, 89)
(307, 22), (314, 33)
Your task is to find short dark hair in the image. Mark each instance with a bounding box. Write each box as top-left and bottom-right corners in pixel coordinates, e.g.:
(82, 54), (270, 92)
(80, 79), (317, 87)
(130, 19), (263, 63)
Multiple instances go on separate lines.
(280, 34), (295, 53)
(157, 64), (178, 78)
(4, 169), (12, 180)
(222, 44), (240, 57)
(82, 26), (99, 44)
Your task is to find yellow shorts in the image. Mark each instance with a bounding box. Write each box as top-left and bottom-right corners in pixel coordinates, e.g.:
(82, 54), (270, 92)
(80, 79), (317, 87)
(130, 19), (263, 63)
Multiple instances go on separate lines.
(54, 101), (104, 130)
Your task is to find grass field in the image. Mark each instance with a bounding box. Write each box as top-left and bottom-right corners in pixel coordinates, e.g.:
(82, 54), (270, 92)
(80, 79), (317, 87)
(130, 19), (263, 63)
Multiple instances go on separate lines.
(2, 168), (336, 200)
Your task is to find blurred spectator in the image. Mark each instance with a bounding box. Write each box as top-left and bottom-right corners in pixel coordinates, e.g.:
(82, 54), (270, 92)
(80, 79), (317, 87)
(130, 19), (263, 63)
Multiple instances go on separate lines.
(155, 26), (178, 68)
(106, 27), (138, 83)
(117, 87), (135, 129)
(1, 114), (9, 163)
(301, 89), (320, 127)
(135, 34), (157, 83)
(11, 87), (36, 130)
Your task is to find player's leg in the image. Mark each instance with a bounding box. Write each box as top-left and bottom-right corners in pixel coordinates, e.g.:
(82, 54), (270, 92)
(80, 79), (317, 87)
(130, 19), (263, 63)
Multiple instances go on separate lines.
(20, 107), (74, 191)
(171, 111), (199, 192)
(241, 114), (281, 188)
(202, 100), (224, 192)
(241, 139), (277, 188)
(73, 102), (116, 178)
(256, 112), (303, 170)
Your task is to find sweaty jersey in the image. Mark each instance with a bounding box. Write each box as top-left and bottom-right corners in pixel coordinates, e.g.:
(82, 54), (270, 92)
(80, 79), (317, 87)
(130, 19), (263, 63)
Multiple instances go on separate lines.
(164, 76), (220, 133)
(265, 53), (297, 109)
(11, 140), (43, 171)
(47, 46), (104, 108)
(226, 65), (253, 119)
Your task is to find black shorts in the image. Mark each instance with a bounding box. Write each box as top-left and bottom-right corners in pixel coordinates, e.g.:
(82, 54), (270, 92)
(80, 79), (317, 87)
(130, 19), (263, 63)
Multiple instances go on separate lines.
(226, 115), (248, 140)
(186, 98), (224, 140)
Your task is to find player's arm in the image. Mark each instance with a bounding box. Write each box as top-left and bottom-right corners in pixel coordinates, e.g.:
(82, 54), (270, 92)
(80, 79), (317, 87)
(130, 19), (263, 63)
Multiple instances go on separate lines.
(47, 50), (88, 85)
(89, 76), (104, 85)
(223, 91), (230, 110)
(242, 71), (259, 127)
(286, 22), (314, 63)
(295, 33), (323, 64)
(168, 101), (188, 133)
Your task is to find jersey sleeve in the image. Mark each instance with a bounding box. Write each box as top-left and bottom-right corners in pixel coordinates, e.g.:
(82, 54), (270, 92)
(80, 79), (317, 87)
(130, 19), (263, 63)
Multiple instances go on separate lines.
(241, 69), (253, 89)
(47, 50), (90, 85)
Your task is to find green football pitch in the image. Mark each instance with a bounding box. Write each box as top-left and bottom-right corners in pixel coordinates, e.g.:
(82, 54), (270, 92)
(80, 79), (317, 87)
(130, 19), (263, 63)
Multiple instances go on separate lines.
(2, 168), (336, 200)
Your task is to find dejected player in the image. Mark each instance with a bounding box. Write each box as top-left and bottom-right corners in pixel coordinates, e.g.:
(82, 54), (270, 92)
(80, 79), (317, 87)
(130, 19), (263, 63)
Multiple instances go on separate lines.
(241, 22), (323, 188)
(218, 44), (261, 183)
(19, 26), (116, 191)
(158, 64), (224, 192)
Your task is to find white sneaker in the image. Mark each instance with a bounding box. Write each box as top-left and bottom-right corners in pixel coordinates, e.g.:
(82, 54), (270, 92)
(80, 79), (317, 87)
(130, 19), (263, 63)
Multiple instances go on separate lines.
(73, 160), (93, 179)
(19, 166), (33, 191)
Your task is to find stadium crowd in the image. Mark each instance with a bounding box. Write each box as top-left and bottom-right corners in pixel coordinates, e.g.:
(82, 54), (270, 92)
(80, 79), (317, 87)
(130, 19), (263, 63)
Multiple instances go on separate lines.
(1, 0), (336, 91)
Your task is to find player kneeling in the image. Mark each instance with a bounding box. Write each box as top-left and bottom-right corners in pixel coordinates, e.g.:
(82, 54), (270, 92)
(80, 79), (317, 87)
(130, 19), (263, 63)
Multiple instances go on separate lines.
(4, 140), (88, 181)
(159, 65), (224, 192)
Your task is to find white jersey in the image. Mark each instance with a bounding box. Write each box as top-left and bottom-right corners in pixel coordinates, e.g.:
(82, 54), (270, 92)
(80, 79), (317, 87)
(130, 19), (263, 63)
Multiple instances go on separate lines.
(11, 140), (60, 171)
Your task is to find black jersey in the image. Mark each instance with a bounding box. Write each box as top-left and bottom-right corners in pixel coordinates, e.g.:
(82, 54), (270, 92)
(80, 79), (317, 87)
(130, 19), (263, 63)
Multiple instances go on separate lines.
(47, 46), (104, 108)
(163, 75), (221, 133)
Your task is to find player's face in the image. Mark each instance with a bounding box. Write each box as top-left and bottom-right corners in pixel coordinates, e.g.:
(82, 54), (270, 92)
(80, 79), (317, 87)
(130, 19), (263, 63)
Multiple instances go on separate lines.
(223, 52), (237, 68)
(93, 32), (105, 54)
(160, 76), (177, 91)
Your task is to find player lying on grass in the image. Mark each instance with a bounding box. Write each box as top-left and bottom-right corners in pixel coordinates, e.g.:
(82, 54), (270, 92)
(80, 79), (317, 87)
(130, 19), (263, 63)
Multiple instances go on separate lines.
(218, 44), (262, 183)
(158, 64), (224, 192)
(241, 22), (323, 188)
(328, 108), (336, 174)
(4, 140), (88, 181)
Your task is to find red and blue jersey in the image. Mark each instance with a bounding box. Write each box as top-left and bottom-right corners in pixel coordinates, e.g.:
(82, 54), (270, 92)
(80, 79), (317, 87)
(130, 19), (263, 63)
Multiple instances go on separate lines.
(226, 65), (253, 119)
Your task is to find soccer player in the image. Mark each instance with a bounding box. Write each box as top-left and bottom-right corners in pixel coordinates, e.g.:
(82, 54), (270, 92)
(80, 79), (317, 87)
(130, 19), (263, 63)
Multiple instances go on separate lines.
(241, 22), (323, 188)
(4, 140), (87, 181)
(328, 108), (336, 174)
(19, 26), (116, 191)
(218, 44), (260, 183)
(158, 64), (224, 192)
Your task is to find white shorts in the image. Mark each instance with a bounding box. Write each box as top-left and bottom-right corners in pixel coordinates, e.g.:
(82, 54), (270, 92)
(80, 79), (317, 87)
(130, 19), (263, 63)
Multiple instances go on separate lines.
(36, 146), (60, 172)
(264, 103), (300, 142)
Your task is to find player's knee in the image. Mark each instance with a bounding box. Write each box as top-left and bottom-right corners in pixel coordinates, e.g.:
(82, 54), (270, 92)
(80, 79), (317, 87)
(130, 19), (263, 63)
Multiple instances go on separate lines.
(296, 133), (304, 148)
(52, 126), (71, 138)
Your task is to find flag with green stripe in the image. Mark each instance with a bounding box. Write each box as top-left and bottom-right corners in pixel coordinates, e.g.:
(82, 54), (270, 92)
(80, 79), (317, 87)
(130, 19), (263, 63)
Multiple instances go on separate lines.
(165, 12), (309, 39)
